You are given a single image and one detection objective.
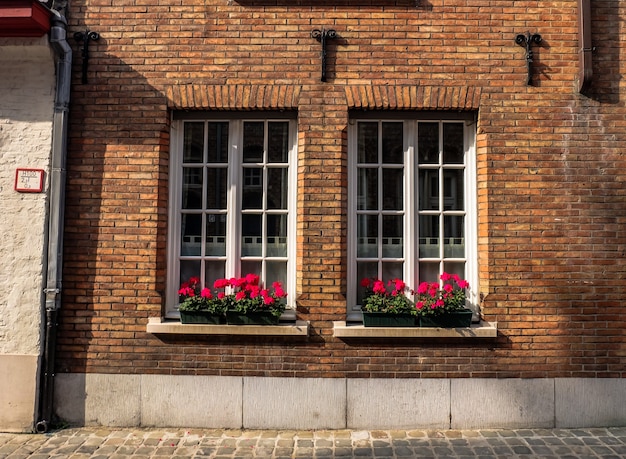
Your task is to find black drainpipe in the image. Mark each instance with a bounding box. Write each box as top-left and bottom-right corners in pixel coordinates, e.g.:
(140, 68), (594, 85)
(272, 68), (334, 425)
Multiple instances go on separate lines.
(36, 9), (72, 434)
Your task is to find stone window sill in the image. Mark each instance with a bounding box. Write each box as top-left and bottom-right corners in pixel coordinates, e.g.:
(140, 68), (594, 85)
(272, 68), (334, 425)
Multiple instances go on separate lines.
(146, 317), (310, 337)
(332, 320), (497, 338)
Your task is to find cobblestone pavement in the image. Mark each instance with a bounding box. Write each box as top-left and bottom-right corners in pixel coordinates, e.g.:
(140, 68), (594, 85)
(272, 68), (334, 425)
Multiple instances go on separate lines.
(1, 427), (626, 458)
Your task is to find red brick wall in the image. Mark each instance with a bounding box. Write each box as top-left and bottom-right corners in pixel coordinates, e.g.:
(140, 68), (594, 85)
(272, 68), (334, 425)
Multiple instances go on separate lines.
(57, 0), (626, 378)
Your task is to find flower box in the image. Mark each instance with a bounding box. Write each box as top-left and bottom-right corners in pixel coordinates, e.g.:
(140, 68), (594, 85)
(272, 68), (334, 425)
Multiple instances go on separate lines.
(180, 311), (224, 324)
(419, 309), (473, 328)
(362, 312), (416, 327)
(226, 310), (280, 325)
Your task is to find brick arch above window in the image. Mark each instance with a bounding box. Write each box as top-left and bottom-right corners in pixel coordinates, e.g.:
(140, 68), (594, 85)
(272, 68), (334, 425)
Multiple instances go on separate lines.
(344, 85), (482, 111)
(166, 84), (302, 111)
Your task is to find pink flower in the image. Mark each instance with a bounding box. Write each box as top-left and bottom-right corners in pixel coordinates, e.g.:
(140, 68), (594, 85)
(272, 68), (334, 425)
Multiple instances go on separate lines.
(417, 282), (429, 295)
(213, 278), (229, 289)
(235, 291), (246, 301)
(372, 280), (387, 295)
(393, 279), (406, 292)
(416, 301), (424, 310)
(440, 272), (452, 282)
(457, 279), (469, 289)
(249, 285), (260, 298)
(245, 273), (259, 286)
(263, 295), (275, 305)
(360, 278), (370, 288)
(443, 283), (454, 293)
(200, 288), (212, 299)
(274, 284), (286, 298)
(217, 292), (225, 299)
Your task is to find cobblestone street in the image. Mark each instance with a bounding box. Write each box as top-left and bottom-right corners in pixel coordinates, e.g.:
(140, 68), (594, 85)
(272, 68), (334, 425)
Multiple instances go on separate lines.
(1, 427), (626, 458)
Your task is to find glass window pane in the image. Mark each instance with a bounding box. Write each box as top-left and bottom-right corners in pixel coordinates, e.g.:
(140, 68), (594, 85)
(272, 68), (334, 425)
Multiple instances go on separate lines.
(357, 168), (378, 210)
(241, 260), (262, 279)
(207, 122), (229, 163)
(182, 167), (203, 209)
(419, 215), (440, 258)
(183, 122), (204, 163)
(243, 121), (264, 163)
(267, 214), (287, 257)
(357, 214), (378, 258)
(242, 214), (262, 256)
(357, 262), (379, 304)
(443, 169), (464, 210)
(444, 215), (465, 258)
(267, 168), (288, 210)
(205, 214), (226, 256)
(268, 122), (289, 163)
(382, 168), (403, 210)
(242, 168), (263, 209)
(443, 262), (465, 282)
(418, 169), (439, 210)
(179, 260), (201, 288)
(418, 122), (439, 164)
(206, 168), (227, 209)
(266, 261), (287, 290)
(204, 260), (225, 289)
(382, 215), (403, 258)
(443, 123), (464, 164)
(418, 262), (440, 284)
(382, 122), (403, 164)
(181, 213), (202, 256)
(357, 122), (378, 164)
(381, 262), (403, 284)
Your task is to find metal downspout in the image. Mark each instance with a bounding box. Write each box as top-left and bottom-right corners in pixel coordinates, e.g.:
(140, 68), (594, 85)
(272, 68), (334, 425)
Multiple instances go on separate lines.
(36, 10), (72, 434)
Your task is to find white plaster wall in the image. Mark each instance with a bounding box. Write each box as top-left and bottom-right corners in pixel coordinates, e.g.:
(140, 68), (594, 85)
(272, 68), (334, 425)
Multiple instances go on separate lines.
(0, 37), (55, 356)
(0, 36), (55, 432)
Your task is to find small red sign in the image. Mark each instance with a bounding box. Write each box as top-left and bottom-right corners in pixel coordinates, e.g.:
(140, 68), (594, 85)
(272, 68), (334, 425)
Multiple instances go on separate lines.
(15, 168), (44, 193)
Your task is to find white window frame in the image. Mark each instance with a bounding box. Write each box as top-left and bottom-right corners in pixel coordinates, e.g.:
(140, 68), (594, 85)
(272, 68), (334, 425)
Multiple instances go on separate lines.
(347, 113), (478, 322)
(166, 113), (298, 318)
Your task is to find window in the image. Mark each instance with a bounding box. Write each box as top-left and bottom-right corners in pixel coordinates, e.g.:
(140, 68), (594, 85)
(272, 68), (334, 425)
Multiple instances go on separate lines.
(347, 115), (477, 321)
(167, 114), (297, 317)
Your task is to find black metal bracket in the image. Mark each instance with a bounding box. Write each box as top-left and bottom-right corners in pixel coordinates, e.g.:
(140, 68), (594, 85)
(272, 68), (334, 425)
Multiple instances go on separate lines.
(311, 28), (337, 82)
(74, 30), (100, 84)
(515, 32), (542, 85)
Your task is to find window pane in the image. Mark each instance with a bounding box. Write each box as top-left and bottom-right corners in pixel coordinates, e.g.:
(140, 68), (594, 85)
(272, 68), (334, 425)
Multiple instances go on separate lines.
(357, 122), (378, 164)
(242, 214), (262, 256)
(382, 215), (403, 258)
(205, 214), (226, 256)
(382, 168), (403, 210)
(418, 169), (439, 210)
(183, 122), (204, 163)
(204, 260), (225, 289)
(268, 122), (289, 163)
(443, 123), (464, 164)
(418, 122), (439, 164)
(443, 169), (464, 210)
(419, 215), (439, 258)
(443, 261), (465, 281)
(266, 261), (287, 290)
(357, 261), (378, 304)
(206, 168), (227, 209)
(182, 168), (203, 209)
(444, 215), (465, 258)
(267, 214), (287, 257)
(357, 214), (378, 258)
(357, 168), (378, 210)
(267, 168), (288, 210)
(179, 260), (201, 287)
(382, 122), (403, 164)
(241, 260), (262, 279)
(243, 121), (264, 163)
(207, 122), (228, 163)
(381, 262), (403, 283)
(181, 213), (202, 256)
(242, 168), (263, 209)
(418, 262), (440, 284)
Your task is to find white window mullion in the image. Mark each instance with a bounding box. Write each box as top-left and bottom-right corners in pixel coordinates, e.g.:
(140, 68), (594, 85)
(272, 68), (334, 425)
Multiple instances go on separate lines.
(227, 120), (241, 279)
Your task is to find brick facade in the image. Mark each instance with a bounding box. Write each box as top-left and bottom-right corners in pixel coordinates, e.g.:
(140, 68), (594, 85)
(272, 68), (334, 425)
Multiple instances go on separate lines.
(57, 0), (626, 381)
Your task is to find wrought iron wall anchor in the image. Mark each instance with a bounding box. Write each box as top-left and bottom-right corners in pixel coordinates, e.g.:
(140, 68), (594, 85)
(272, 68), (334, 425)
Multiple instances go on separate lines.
(311, 28), (337, 82)
(515, 32), (542, 85)
(74, 30), (100, 84)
